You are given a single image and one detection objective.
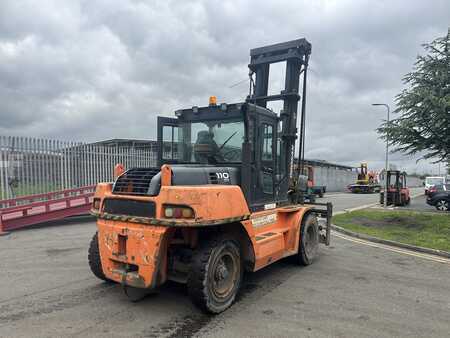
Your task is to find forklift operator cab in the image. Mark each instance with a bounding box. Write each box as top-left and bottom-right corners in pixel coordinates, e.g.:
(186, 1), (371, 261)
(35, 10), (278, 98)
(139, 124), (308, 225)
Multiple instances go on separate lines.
(157, 101), (279, 210)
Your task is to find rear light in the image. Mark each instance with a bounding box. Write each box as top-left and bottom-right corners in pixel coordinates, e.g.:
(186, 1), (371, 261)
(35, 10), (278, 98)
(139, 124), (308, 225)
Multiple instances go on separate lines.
(163, 205), (195, 219)
(182, 208), (193, 218)
(93, 198), (101, 210)
(165, 207), (174, 218)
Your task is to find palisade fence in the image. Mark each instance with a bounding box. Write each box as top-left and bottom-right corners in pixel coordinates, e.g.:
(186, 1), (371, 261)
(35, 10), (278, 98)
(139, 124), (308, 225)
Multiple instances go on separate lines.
(0, 135), (159, 202)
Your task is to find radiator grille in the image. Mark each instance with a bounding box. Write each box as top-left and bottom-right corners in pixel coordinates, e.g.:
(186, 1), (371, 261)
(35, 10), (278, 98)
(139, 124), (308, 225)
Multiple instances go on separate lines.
(103, 199), (156, 218)
(209, 173), (218, 184)
(112, 168), (159, 196)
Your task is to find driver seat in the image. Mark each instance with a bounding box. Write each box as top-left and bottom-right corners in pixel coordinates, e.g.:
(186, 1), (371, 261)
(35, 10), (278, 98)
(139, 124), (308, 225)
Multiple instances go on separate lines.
(194, 131), (219, 162)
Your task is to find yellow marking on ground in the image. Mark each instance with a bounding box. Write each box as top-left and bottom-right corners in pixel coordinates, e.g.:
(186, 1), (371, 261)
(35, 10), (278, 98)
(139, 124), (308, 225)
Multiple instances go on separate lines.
(332, 231), (450, 265)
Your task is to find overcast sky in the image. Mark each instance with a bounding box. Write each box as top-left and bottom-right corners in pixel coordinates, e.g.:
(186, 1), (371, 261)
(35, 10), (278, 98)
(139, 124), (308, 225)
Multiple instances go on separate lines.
(0, 0), (448, 174)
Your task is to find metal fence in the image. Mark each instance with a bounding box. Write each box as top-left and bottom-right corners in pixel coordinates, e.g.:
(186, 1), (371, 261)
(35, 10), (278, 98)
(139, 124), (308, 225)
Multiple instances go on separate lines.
(0, 136), (159, 200)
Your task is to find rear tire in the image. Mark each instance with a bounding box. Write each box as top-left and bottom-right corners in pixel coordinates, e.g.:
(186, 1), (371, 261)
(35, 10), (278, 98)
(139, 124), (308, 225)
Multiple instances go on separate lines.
(435, 199), (449, 211)
(88, 232), (108, 282)
(187, 235), (242, 314)
(297, 214), (319, 266)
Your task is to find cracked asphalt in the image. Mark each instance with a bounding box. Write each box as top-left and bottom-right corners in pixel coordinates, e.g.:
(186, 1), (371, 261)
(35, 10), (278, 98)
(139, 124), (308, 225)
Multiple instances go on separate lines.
(1, 187), (449, 338)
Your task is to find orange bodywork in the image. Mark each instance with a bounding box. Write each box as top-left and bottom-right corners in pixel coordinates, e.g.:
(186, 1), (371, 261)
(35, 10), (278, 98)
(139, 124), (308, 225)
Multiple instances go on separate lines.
(92, 166), (313, 289)
(243, 206), (309, 271)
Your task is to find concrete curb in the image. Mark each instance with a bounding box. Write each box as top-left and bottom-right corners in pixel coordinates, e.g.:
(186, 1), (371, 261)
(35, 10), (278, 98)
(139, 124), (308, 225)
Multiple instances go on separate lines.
(331, 224), (450, 259)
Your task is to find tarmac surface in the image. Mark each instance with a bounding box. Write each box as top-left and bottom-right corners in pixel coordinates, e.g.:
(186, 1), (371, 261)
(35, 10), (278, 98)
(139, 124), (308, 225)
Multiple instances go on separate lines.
(403, 194), (440, 212)
(1, 187), (449, 338)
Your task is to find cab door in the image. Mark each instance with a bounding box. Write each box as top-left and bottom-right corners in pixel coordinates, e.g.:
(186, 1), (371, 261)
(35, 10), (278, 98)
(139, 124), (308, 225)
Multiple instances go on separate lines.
(157, 117), (180, 166)
(253, 115), (277, 208)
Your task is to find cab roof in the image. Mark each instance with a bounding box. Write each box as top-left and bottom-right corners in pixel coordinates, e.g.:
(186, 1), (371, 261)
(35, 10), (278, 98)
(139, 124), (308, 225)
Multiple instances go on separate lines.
(174, 102), (277, 122)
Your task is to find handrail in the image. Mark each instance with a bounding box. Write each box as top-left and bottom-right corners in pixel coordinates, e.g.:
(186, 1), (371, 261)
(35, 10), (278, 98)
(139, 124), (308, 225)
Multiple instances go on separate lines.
(0, 185), (96, 209)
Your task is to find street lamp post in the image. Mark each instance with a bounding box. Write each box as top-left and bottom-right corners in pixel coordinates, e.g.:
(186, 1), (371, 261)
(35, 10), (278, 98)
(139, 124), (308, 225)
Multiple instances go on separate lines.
(372, 103), (390, 208)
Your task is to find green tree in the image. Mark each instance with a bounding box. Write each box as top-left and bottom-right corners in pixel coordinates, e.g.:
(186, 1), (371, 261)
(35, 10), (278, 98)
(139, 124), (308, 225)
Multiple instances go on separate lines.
(377, 29), (450, 163)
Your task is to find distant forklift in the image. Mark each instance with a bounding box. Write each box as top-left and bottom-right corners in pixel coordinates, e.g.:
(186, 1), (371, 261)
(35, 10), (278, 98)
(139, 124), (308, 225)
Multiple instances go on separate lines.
(303, 165), (326, 198)
(380, 170), (410, 206)
(291, 164), (326, 202)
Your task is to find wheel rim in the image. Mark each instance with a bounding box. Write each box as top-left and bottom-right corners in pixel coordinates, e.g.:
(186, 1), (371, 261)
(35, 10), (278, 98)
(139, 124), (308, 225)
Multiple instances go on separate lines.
(210, 250), (239, 301)
(437, 200), (448, 211)
(304, 223), (318, 258)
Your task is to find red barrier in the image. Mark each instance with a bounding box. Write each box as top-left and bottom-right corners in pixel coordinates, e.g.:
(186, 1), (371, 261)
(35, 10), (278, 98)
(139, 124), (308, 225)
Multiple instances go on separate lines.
(0, 214), (7, 236)
(0, 186), (96, 235)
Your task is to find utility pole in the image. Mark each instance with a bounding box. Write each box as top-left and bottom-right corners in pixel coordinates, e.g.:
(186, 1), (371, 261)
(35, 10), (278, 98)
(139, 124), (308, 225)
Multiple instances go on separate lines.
(372, 103), (390, 208)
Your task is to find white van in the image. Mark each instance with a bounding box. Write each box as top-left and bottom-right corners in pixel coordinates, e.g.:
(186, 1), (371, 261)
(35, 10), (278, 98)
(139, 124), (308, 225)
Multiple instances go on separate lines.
(425, 176), (446, 195)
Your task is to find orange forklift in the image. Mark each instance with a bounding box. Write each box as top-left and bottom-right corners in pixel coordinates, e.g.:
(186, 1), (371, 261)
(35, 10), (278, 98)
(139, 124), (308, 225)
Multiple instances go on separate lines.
(89, 39), (332, 313)
(380, 170), (411, 206)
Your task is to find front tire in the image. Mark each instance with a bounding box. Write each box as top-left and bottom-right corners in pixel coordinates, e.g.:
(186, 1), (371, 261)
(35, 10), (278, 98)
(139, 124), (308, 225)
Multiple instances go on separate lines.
(435, 199), (449, 211)
(88, 232), (108, 282)
(297, 214), (319, 266)
(187, 236), (242, 314)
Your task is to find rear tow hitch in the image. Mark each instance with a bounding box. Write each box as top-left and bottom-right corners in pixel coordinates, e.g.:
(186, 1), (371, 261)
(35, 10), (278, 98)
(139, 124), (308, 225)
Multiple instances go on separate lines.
(123, 285), (156, 302)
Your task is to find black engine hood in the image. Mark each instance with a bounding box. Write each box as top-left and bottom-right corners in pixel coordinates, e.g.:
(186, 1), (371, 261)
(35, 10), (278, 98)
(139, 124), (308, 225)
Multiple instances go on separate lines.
(113, 165), (241, 197)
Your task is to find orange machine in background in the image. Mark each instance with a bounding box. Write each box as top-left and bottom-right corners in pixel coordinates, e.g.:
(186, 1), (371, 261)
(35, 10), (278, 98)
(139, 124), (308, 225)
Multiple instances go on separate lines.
(348, 163), (381, 193)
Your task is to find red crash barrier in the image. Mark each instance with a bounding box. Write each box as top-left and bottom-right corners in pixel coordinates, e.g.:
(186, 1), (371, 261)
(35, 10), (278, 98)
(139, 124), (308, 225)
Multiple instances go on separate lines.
(0, 186), (96, 235)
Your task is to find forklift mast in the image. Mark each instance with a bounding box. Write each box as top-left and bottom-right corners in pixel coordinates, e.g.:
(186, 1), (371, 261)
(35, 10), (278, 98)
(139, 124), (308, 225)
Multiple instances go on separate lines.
(246, 39), (312, 196)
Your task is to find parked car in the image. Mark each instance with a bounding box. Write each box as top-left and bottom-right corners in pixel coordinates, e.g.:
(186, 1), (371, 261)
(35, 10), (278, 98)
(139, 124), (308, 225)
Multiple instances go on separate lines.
(426, 188), (450, 211)
(424, 176), (446, 195)
(428, 183), (449, 198)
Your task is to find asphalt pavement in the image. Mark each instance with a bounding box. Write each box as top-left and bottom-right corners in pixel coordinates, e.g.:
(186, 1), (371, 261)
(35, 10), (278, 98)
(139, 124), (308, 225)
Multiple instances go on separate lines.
(323, 187), (426, 213)
(1, 187), (449, 338)
(403, 194), (439, 212)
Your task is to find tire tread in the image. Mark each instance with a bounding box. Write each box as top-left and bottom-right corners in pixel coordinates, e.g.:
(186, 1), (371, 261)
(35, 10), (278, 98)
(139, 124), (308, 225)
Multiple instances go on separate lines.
(88, 232), (108, 281)
(297, 214), (319, 266)
(187, 235), (241, 314)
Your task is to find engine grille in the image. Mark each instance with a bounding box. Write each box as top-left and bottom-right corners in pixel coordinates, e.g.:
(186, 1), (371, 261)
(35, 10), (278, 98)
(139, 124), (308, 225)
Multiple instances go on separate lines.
(209, 172), (218, 184)
(112, 168), (160, 196)
(103, 199), (156, 218)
